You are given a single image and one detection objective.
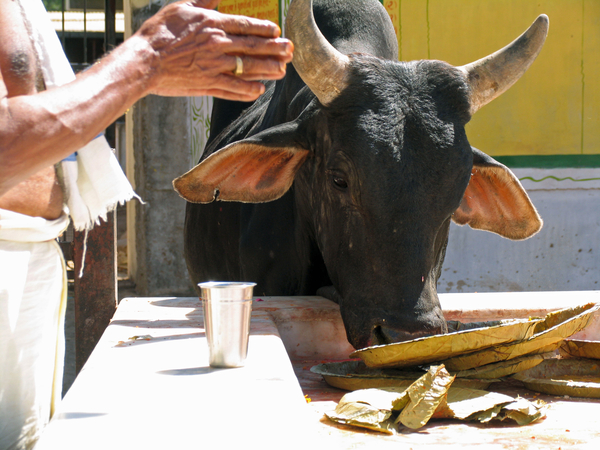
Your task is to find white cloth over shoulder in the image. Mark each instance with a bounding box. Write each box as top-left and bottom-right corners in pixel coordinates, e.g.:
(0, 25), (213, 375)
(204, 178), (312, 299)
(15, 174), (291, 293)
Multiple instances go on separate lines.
(18, 0), (138, 231)
(0, 210), (69, 450)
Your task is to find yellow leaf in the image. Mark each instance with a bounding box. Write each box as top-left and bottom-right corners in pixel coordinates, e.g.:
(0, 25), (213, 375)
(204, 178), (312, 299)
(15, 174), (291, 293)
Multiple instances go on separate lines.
(396, 365), (455, 429)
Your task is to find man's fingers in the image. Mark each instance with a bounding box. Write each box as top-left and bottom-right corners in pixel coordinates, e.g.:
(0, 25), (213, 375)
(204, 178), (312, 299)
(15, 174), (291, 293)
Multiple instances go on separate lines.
(227, 55), (287, 80)
(205, 76), (267, 100)
(217, 13), (282, 39)
(202, 87), (266, 102)
(153, 76), (267, 101)
(225, 35), (293, 59)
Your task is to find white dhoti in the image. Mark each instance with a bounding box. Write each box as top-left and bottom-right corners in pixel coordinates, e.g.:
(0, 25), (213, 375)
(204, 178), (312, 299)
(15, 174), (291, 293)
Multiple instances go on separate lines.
(0, 209), (69, 450)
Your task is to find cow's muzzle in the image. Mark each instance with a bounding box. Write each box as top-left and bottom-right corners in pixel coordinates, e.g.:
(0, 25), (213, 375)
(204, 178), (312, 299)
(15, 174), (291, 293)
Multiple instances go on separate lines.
(347, 313), (449, 350)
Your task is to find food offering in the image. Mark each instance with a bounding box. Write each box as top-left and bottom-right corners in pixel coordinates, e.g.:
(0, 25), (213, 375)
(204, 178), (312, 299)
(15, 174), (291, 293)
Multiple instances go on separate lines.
(325, 365), (547, 433)
(442, 303), (600, 371)
(513, 358), (600, 399)
(311, 360), (500, 391)
(559, 339), (600, 360)
(315, 302), (600, 434)
(350, 318), (541, 369)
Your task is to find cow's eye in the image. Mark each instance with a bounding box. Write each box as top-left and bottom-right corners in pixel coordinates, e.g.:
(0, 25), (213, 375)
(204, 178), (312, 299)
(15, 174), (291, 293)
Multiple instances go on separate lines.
(332, 175), (348, 190)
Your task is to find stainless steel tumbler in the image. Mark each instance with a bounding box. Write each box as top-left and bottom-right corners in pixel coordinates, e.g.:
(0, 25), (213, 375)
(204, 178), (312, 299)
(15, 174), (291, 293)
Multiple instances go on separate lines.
(198, 282), (256, 368)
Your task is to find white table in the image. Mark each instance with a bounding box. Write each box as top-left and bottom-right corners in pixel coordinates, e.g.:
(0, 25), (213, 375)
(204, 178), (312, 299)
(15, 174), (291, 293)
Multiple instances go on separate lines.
(36, 293), (600, 449)
(35, 297), (320, 449)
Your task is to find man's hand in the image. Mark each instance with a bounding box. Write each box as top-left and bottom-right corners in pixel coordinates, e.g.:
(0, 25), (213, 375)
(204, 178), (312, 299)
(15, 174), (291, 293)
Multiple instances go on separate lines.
(0, 0), (293, 196)
(137, 0), (294, 101)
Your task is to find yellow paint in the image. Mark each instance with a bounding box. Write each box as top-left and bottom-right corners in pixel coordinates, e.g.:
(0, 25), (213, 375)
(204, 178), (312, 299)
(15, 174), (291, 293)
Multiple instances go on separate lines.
(217, 0), (597, 157)
(384, 0), (598, 156)
(219, 0), (280, 24)
(583, 0), (600, 154)
(382, 0), (401, 49)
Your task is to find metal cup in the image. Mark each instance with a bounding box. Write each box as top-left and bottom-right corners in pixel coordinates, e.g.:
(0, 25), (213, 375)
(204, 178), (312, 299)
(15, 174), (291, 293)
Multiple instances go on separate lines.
(198, 281), (256, 368)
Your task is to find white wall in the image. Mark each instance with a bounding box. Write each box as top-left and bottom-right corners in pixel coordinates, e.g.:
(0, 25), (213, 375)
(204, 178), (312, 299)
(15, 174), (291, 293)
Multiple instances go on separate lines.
(441, 168), (600, 293)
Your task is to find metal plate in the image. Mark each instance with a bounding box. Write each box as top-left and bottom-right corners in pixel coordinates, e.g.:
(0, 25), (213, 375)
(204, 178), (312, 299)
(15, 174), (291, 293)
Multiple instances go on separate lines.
(350, 318), (541, 369)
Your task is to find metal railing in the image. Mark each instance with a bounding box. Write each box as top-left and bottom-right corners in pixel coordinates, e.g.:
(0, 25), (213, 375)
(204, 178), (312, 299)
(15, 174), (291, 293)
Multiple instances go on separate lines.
(44, 0), (121, 71)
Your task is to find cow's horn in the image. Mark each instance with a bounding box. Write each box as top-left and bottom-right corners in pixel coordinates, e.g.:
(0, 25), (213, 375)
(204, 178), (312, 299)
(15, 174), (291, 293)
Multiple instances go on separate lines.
(286, 0), (350, 105)
(459, 14), (549, 115)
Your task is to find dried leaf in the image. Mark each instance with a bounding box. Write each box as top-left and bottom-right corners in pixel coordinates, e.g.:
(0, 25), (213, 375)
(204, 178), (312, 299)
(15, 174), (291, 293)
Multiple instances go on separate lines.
(337, 387), (409, 411)
(497, 398), (547, 426)
(513, 358), (600, 398)
(325, 366), (547, 435)
(326, 401), (394, 432)
(351, 319), (540, 369)
(443, 303), (600, 371)
(468, 405), (504, 423)
(326, 390), (402, 434)
(454, 354), (548, 379)
(559, 340), (600, 360)
(128, 335), (153, 341)
(442, 387), (513, 420)
(396, 365), (455, 429)
(311, 360), (496, 391)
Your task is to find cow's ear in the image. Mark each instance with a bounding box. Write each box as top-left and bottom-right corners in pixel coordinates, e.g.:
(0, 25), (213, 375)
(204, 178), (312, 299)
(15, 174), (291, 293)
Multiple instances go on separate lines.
(451, 147), (542, 240)
(173, 123), (310, 204)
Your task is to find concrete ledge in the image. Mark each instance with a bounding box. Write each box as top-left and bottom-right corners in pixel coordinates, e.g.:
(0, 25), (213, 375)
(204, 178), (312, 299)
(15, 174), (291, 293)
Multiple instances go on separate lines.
(37, 293), (600, 449)
(36, 297), (319, 449)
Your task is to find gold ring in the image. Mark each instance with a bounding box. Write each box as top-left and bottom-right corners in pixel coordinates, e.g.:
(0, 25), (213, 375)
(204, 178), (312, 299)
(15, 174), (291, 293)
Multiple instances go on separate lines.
(233, 56), (243, 76)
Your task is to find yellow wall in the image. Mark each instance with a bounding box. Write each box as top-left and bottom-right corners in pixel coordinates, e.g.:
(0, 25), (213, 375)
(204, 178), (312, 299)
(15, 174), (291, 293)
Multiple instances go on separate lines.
(218, 0), (280, 23)
(219, 0), (599, 158)
(384, 0), (599, 157)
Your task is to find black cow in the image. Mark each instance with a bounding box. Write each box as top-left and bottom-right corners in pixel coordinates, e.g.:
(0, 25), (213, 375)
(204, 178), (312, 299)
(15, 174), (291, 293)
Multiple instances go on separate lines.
(174, 0), (546, 350)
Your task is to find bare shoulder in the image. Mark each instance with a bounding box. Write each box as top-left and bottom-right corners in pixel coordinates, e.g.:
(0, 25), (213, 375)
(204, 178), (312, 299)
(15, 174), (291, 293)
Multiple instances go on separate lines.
(0, 0), (39, 96)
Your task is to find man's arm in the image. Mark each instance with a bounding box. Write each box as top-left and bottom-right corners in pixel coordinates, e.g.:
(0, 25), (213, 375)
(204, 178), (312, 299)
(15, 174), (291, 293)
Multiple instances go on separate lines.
(0, 0), (293, 196)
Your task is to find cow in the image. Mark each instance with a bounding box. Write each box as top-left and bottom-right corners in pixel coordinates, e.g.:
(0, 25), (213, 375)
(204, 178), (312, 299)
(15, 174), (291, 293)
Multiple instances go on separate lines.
(174, 0), (547, 350)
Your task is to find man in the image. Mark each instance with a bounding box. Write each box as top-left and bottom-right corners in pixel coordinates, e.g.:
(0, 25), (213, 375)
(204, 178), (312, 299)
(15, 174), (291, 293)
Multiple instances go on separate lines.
(0, 1), (293, 449)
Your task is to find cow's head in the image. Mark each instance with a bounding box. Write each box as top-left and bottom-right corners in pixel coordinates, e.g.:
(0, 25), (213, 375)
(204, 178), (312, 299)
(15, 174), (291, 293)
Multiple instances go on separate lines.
(174, 0), (546, 349)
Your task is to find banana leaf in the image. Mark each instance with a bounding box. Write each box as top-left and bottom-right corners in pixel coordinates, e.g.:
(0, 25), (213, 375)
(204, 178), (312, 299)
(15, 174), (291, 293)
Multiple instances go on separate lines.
(310, 360), (498, 391)
(325, 387), (408, 434)
(513, 358), (600, 398)
(443, 303), (600, 371)
(325, 401), (396, 434)
(559, 339), (600, 360)
(452, 353), (549, 379)
(351, 318), (541, 369)
(497, 398), (547, 426)
(396, 365), (455, 429)
(325, 364), (546, 434)
(438, 387), (514, 420)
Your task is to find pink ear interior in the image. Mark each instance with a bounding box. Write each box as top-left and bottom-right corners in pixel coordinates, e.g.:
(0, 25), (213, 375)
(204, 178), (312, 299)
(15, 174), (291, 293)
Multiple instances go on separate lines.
(452, 164), (542, 240)
(173, 142), (310, 204)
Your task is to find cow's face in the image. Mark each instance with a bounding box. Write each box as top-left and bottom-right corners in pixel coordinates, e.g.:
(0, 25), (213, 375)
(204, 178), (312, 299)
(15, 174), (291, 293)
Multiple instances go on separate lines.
(174, 0), (546, 349)
(296, 57), (473, 347)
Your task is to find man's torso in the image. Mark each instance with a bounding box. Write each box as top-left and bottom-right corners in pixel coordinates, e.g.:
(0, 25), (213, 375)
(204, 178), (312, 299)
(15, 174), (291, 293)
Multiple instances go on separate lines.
(0, 0), (64, 220)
